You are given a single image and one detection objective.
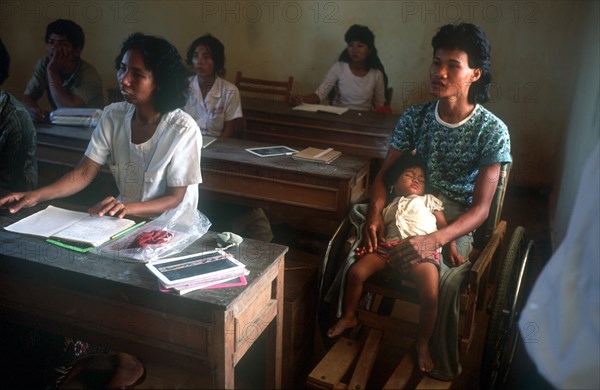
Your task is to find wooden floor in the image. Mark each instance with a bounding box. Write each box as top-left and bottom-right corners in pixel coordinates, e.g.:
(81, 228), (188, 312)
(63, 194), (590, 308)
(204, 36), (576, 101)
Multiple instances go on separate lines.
(1, 186), (554, 389)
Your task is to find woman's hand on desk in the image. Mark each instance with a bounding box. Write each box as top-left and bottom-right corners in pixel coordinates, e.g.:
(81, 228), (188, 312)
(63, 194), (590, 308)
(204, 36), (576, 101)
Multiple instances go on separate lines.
(289, 94), (304, 106)
(289, 93), (320, 106)
(88, 196), (130, 219)
(0, 191), (43, 214)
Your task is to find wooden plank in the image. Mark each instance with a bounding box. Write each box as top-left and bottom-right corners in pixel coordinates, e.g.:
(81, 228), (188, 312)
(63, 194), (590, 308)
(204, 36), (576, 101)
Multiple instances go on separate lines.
(307, 337), (360, 389)
(383, 349), (417, 389)
(358, 310), (419, 338)
(416, 375), (452, 389)
(348, 329), (383, 390)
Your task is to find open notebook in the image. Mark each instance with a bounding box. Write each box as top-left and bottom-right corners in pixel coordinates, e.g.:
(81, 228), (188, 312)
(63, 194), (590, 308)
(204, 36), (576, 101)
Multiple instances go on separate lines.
(4, 205), (136, 248)
(292, 103), (348, 115)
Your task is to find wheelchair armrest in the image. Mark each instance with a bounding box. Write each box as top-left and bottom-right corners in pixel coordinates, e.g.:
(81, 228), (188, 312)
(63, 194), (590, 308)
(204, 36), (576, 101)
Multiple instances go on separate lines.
(469, 220), (507, 285)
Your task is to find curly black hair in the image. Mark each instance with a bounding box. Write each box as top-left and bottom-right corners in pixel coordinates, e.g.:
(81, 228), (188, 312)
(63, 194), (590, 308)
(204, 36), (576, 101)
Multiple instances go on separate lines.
(432, 23), (492, 104)
(114, 33), (190, 114)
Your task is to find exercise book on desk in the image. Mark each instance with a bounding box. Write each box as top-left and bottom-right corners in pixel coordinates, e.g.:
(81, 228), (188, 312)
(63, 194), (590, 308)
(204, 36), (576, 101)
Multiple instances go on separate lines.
(146, 250), (248, 288)
(292, 103), (348, 115)
(158, 274), (249, 295)
(4, 205), (138, 250)
(292, 147), (342, 164)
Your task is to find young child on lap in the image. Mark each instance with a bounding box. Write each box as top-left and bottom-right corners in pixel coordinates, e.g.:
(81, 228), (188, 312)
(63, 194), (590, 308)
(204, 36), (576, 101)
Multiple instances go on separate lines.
(328, 154), (463, 372)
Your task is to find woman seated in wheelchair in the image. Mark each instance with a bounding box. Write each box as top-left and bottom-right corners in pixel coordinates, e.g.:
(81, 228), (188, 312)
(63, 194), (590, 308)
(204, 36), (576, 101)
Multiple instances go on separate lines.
(328, 154), (463, 372)
(345, 23), (512, 373)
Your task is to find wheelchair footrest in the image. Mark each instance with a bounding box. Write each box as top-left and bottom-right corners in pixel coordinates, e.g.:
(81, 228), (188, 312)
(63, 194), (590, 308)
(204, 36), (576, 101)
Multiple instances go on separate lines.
(306, 337), (361, 389)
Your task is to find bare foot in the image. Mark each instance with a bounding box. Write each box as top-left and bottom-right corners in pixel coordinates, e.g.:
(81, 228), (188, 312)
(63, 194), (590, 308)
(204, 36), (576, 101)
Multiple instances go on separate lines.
(416, 339), (434, 372)
(327, 316), (358, 338)
(106, 352), (145, 389)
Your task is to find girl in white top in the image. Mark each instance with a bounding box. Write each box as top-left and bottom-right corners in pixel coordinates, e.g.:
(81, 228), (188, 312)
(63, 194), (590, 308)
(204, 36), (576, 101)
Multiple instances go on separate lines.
(328, 154), (464, 373)
(292, 24), (388, 111)
(184, 34), (242, 138)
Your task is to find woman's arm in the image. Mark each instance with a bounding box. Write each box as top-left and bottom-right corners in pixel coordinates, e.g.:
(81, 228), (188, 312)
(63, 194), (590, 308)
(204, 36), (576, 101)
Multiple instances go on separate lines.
(0, 156), (101, 213)
(290, 92), (320, 106)
(372, 70), (385, 110)
(221, 120), (236, 138)
(88, 186), (187, 218)
(433, 209), (464, 267)
(362, 147), (405, 252)
(291, 63), (341, 106)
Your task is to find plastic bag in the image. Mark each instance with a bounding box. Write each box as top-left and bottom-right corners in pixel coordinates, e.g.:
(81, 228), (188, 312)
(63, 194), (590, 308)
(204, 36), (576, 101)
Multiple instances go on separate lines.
(100, 205), (211, 263)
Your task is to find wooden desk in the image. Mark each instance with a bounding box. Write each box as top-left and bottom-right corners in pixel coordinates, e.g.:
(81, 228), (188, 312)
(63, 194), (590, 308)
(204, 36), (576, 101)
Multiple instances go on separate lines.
(0, 210), (287, 388)
(34, 125), (370, 234)
(241, 98), (399, 159)
(201, 138), (369, 233)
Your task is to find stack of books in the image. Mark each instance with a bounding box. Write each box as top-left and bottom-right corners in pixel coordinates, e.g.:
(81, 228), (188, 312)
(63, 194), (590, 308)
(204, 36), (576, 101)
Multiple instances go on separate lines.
(292, 147), (342, 164)
(146, 250), (249, 295)
(50, 108), (103, 127)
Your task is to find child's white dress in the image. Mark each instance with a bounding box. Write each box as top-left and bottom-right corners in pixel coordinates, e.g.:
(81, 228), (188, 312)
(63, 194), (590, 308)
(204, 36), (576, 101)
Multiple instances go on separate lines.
(380, 194), (444, 268)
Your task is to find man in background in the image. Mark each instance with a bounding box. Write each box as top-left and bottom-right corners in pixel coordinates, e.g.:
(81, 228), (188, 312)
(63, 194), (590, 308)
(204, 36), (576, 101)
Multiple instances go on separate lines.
(23, 19), (103, 122)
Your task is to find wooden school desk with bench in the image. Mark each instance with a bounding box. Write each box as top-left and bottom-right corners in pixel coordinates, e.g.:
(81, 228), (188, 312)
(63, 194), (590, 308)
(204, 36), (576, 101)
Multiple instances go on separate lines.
(34, 124), (371, 235)
(240, 97), (399, 160)
(0, 206), (287, 388)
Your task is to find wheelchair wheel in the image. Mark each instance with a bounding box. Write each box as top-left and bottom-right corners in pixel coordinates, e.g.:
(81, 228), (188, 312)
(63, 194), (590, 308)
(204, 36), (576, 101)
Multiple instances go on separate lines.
(480, 226), (534, 389)
(317, 217), (353, 347)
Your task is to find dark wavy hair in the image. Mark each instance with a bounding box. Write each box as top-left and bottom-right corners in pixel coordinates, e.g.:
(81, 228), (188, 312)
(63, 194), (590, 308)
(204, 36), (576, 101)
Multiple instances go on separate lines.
(186, 34), (225, 78)
(431, 23), (492, 104)
(114, 33), (190, 114)
(338, 24), (389, 91)
(0, 38), (9, 85)
(45, 19), (85, 50)
(384, 154), (427, 188)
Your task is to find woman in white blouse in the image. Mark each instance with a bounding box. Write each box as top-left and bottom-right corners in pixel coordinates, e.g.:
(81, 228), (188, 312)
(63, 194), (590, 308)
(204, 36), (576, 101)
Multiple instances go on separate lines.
(292, 24), (389, 111)
(184, 34), (242, 138)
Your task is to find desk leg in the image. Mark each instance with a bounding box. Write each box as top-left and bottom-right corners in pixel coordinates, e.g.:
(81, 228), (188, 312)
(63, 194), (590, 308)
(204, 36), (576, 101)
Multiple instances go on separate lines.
(265, 257), (284, 388)
(211, 311), (236, 389)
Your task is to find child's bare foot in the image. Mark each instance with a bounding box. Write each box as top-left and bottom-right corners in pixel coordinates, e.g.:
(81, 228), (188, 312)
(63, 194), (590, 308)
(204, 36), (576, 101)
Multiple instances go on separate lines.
(416, 339), (434, 372)
(327, 316), (358, 338)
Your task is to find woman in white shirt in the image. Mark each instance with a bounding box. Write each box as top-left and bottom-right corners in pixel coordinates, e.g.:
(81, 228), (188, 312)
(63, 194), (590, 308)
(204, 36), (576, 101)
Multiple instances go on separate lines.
(0, 33), (202, 220)
(184, 34), (242, 138)
(292, 24), (389, 111)
(183, 35), (273, 242)
(0, 33), (203, 388)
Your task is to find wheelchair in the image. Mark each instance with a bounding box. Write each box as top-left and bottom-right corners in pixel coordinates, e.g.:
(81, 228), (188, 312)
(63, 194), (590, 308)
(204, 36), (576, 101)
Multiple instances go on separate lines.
(307, 163), (535, 389)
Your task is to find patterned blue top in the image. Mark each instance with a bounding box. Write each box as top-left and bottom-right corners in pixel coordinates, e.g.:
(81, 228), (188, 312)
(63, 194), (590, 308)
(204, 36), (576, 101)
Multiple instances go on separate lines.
(391, 100), (511, 205)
